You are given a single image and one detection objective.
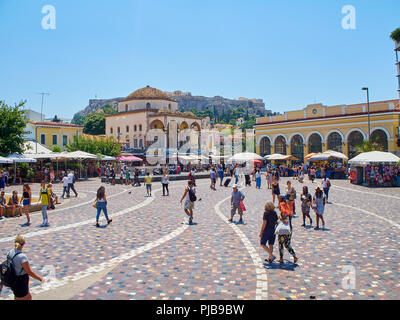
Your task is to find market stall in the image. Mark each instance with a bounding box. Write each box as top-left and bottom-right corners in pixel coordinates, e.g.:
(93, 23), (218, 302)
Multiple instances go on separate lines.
(308, 150), (348, 179)
(348, 151), (400, 187)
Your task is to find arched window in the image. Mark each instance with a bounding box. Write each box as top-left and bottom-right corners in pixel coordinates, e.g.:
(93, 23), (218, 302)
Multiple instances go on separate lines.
(274, 136), (287, 155)
(139, 125), (142, 131)
(134, 125), (137, 132)
(291, 135), (304, 162)
(327, 132), (342, 152)
(260, 137), (271, 157)
(126, 126), (129, 133)
(308, 133), (322, 153)
(168, 104), (171, 110)
(348, 131), (364, 159)
(146, 102), (151, 109)
(125, 104), (128, 112)
(117, 127), (121, 134)
(370, 129), (388, 151)
(110, 127), (113, 134)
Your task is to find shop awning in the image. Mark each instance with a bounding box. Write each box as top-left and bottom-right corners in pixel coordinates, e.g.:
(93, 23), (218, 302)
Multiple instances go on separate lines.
(349, 151), (400, 166)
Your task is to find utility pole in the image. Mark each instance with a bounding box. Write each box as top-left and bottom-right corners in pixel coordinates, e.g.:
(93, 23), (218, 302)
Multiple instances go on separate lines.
(361, 88), (370, 141)
(36, 92), (50, 153)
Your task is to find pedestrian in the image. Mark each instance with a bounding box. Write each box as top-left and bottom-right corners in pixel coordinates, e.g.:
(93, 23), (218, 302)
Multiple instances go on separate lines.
(95, 186), (112, 227)
(259, 201), (278, 263)
(125, 169), (131, 185)
(0, 235), (44, 300)
(229, 184), (245, 223)
(234, 165), (240, 185)
(20, 184), (31, 226)
(180, 180), (196, 225)
(145, 172), (152, 197)
(300, 186), (312, 227)
(161, 169), (169, 196)
(266, 170), (273, 189)
(278, 195), (293, 231)
(0, 172), (5, 191)
(271, 178), (280, 205)
(217, 165), (224, 186)
(255, 169), (262, 189)
(38, 181), (51, 227)
(0, 191), (6, 219)
(61, 173), (69, 198)
(309, 167), (316, 183)
(275, 216), (298, 264)
(321, 176), (331, 203)
(285, 181), (296, 215)
(210, 166), (216, 190)
(313, 186), (326, 230)
(67, 170), (78, 197)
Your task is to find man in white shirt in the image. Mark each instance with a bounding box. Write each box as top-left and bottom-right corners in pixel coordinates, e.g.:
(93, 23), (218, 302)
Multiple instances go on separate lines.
(321, 177), (331, 202)
(67, 170), (78, 197)
(61, 174), (69, 198)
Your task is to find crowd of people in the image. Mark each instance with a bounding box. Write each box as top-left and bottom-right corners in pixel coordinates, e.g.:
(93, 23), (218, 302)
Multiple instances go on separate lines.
(365, 164), (400, 187)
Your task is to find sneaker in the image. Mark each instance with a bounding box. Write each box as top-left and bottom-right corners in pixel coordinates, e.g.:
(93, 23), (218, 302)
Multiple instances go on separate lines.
(96, 223), (100, 227)
(188, 218), (193, 225)
(44, 223), (50, 227)
(301, 224), (305, 227)
(238, 218), (243, 223)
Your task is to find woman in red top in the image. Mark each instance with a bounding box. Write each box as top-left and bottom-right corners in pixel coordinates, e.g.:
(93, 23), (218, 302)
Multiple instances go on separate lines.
(278, 196), (293, 232)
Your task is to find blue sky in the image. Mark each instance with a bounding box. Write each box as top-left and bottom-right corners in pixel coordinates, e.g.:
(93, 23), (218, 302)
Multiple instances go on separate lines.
(0, 0), (399, 118)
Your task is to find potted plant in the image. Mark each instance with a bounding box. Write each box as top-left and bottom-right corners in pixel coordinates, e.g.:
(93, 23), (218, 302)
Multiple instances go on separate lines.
(26, 169), (35, 183)
(390, 28), (400, 49)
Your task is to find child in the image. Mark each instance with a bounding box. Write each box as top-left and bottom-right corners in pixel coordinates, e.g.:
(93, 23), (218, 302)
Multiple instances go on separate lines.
(38, 181), (51, 227)
(145, 172), (152, 197)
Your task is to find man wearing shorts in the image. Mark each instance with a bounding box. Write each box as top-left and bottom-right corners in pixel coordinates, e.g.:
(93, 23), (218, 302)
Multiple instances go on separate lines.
(229, 184), (245, 223)
(180, 180), (196, 225)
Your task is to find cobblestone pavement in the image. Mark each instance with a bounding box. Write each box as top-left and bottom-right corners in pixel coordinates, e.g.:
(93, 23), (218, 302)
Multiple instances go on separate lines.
(0, 176), (398, 300)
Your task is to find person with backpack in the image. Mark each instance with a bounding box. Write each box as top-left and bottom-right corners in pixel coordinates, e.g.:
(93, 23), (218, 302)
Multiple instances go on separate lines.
(180, 180), (196, 225)
(321, 176), (331, 203)
(38, 181), (51, 227)
(0, 235), (44, 300)
(67, 170), (78, 197)
(229, 184), (245, 223)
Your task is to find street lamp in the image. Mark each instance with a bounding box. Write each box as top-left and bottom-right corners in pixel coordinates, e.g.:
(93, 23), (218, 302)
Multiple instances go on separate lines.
(362, 87), (371, 141)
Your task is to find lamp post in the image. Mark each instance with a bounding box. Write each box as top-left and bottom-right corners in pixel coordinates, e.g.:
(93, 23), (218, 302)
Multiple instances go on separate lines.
(362, 87), (371, 141)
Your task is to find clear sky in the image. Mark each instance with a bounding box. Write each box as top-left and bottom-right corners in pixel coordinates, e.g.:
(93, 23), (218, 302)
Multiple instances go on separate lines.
(0, 0), (399, 118)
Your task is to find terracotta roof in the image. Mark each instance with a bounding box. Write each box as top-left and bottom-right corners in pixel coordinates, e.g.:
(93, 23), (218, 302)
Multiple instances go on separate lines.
(123, 86), (177, 102)
(29, 121), (83, 128)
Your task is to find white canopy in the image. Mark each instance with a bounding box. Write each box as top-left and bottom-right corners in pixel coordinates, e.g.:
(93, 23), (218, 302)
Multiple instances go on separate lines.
(100, 155), (116, 161)
(63, 151), (98, 160)
(309, 150), (348, 161)
(264, 153), (299, 161)
(23, 141), (52, 155)
(228, 152), (263, 162)
(0, 156), (13, 164)
(6, 154), (37, 163)
(349, 151), (400, 166)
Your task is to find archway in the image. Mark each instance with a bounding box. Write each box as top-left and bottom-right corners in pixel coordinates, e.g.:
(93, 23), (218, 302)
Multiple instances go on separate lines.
(370, 129), (388, 151)
(149, 120), (165, 130)
(180, 121), (189, 130)
(308, 133), (322, 153)
(291, 134), (304, 162)
(260, 136), (271, 157)
(274, 136), (287, 155)
(327, 132), (343, 152)
(348, 131), (364, 159)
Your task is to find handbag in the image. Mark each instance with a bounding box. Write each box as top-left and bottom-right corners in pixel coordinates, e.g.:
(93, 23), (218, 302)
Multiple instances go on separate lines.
(275, 222), (291, 235)
(240, 202), (246, 212)
(92, 199), (98, 208)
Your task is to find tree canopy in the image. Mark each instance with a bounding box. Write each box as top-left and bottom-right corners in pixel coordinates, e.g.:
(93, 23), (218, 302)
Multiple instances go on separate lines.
(83, 112), (106, 135)
(66, 135), (121, 156)
(0, 101), (28, 156)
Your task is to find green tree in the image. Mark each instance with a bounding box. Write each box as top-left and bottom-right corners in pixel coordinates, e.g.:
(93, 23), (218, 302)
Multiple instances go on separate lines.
(0, 101), (28, 156)
(66, 135), (121, 156)
(83, 112), (106, 135)
(71, 113), (85, 125)
(51, 145), (62, 152)
(355, 139), (384, 155)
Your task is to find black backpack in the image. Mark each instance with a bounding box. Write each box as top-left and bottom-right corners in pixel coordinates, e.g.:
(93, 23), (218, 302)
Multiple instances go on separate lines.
(188, 188), (197, 202)
(0, 251), (21, 288)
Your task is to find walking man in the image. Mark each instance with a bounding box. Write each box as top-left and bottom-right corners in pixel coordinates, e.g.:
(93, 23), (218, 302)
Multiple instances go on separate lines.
(229, 184), (245, 223)
(67, 170), (78, 197)
(180, 180), (196, 225)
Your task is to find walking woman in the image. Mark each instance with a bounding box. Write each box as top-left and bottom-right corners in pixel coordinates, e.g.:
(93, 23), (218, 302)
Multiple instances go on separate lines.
(278, 195), (293, 232)
(266, 170), (273, 189)
(95, 186), (112, 227)
(275, 216), (298, 264)
(161, 169), (169, 196)
(20, 184), (31, 226)
(259, 201), (278, 263)
(271, 178), (280, 205)
(300, 186), (312, 227)
(285, 181), (296, 215)
(0, 235), (44, 300)
(255, 169), (262, 189)
(313, 186), (326, 230)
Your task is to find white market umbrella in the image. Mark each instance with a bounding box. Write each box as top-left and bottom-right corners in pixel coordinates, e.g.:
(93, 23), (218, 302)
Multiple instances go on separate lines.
(310, 150), (348, 161)
(0, 156), (13, 164)
(228, 152), (263, 163)
(6, 154), (37, 183)
(349, 151), (400, 166)
(264, 153), (299, 161)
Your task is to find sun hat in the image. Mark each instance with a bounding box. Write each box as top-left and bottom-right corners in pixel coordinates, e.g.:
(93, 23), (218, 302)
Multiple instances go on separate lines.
(233, 184), (238, 188)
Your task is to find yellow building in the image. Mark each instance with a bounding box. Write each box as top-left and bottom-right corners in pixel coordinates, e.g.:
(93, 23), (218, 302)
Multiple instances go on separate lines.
(255, 99), (400, 162)
(27, 121), (83, 150)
